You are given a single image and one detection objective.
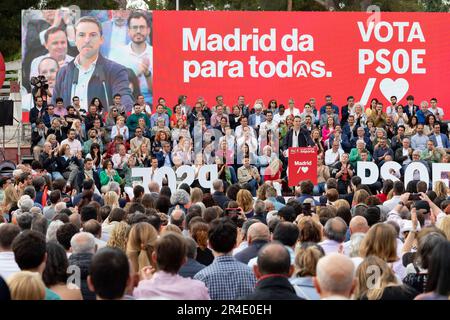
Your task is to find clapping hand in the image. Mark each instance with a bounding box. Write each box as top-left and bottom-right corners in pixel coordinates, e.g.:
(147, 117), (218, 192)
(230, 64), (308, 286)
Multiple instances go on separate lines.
(139, 266), (156, 281)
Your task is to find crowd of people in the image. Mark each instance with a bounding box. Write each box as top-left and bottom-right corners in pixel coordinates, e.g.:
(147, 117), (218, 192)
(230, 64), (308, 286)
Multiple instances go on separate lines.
(0, 91), (450, 300)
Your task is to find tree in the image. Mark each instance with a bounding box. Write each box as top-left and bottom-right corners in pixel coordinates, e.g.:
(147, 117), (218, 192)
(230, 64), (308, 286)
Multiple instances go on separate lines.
(0, 0), (37, 61)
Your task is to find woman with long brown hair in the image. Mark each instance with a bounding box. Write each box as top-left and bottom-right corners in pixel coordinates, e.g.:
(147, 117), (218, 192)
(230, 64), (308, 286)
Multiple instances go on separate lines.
(360, 223), (406, 280)
(354, 256), (418, 300)
(190, 222), (214, 266)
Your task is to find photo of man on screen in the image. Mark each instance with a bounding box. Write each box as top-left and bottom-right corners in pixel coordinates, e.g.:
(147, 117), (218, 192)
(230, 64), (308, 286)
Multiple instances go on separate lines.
(51, 15), (134, 112)
(108, 11), (153, 106)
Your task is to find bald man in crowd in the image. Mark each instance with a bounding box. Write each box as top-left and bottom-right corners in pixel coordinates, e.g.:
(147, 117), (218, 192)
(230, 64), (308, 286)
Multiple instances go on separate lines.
(343, 216), (369, 256)
(243, 243), (302, 300)
(313, 253), (355, 300)
(234, 222), (270, 264)
(318, 217), (348, 255)
(170, 209), (186, 235)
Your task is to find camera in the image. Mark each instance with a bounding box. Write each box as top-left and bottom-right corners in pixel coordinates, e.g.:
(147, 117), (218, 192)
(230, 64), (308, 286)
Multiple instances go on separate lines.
(30, 75), (49, 90)
(224, 208), (246, 228)
(408, 193), (421, 201)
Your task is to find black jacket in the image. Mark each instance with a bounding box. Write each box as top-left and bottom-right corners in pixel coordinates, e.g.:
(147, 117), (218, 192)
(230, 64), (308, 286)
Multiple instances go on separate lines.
(39, 152), (57, 173)
(52, 54), (134, 112)
(283, 127), (314, 150)
(234, 240), (268, 265)
(241, 275), (303, 300)
(76, 167), (101, 193)
(30, 106), (46, 124)
(68, 253), (95, 300)
(178, 258), (206, 278)
(212, 191), (229, 209)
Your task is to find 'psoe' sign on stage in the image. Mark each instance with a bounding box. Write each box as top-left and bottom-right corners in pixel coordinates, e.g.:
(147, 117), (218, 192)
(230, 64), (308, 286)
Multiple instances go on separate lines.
(357, 161), (450, 186)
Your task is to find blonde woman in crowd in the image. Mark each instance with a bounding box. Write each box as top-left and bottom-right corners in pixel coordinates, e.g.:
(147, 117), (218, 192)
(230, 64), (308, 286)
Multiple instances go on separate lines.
(236, 189), (254, 219)
(104, 191), (120, 209)
(7, 271), (46, 300)
(437, 216), (450, 240)
(107, 221), (131, 252)
(71, 119), (85, 142)
(290, 243), (324, 300)
(1, 185), (19, 222)
(126, 222), (158, 274)
(111, 116), (129, 141)
(433, 181), (448, 199)
(190, 187), (206, 213)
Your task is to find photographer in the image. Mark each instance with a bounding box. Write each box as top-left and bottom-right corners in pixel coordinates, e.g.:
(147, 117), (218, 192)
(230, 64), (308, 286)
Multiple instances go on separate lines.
(31, 75), (52, 108)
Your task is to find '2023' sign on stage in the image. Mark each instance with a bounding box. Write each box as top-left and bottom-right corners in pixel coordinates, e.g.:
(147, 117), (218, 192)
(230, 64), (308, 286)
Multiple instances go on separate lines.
(131, 165), (218, 194)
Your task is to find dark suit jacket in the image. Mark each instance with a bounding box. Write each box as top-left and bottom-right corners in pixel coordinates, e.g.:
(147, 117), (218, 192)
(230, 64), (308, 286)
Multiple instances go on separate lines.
(212, 191), (229, 209)
(395, 148), (410, 164)
(283, 127), (314, 150)
(341, 105), (350, 126)
(241, 275), (303, 300)
(52, 54), (134, 112)
(156, 151), (174, 168)
(429, 134), (450, 149)
(29, 106), (46, 124)
(178, 258), (206, 278)
(403, 104), (420, 117)
(234, 240), (268, 265)
(76, 168), (101, 193)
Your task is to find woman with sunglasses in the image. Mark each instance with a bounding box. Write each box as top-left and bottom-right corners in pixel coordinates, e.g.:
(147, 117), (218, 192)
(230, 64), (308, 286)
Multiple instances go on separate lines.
(104, 107), (120, 142)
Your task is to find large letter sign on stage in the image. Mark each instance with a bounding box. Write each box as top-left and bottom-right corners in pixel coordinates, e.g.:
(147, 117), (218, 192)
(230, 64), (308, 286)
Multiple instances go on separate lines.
(131, 165), (218, 194)
(357, 161), (450, 187)
(288, 147), (317, 186)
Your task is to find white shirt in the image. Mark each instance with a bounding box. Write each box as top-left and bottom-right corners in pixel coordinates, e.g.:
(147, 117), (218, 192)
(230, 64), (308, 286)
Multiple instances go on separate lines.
(234, 125), (256, 139)
(430, 107), (444, 118)
(30, 54), (74, 80)
(383, 195), (401, 212)
(112, 153), (130, 170)
(72, 56), (98, 110)
(108, 23), (128, 57)
(401, 148), (411, 165)
(259, 121), (278, 134)
(273, 112), (287, 125)
(110, 42), (153, 103)
(292, 130), (299, 148)
(285, 108), (301, 117)
(0, 251), (20, 280)
(60, 138), (82, 156)
(324, 148), (343, 166)
(111, 125), (130, 141)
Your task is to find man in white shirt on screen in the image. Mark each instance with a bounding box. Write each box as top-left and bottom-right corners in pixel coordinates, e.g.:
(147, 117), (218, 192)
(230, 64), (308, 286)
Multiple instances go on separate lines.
(109, 11), (153, 105)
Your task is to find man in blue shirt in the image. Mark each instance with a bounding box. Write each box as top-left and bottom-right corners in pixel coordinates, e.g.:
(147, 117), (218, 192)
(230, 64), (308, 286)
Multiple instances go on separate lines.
(194, 218), (256, 300)
(319, 94), (339, 116)
(415, 101), (432, 125)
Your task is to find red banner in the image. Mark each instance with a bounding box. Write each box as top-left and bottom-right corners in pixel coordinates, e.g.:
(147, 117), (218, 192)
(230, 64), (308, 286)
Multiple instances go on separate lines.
(288, 147), (317, 186)
(153, 11), (450, 115)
